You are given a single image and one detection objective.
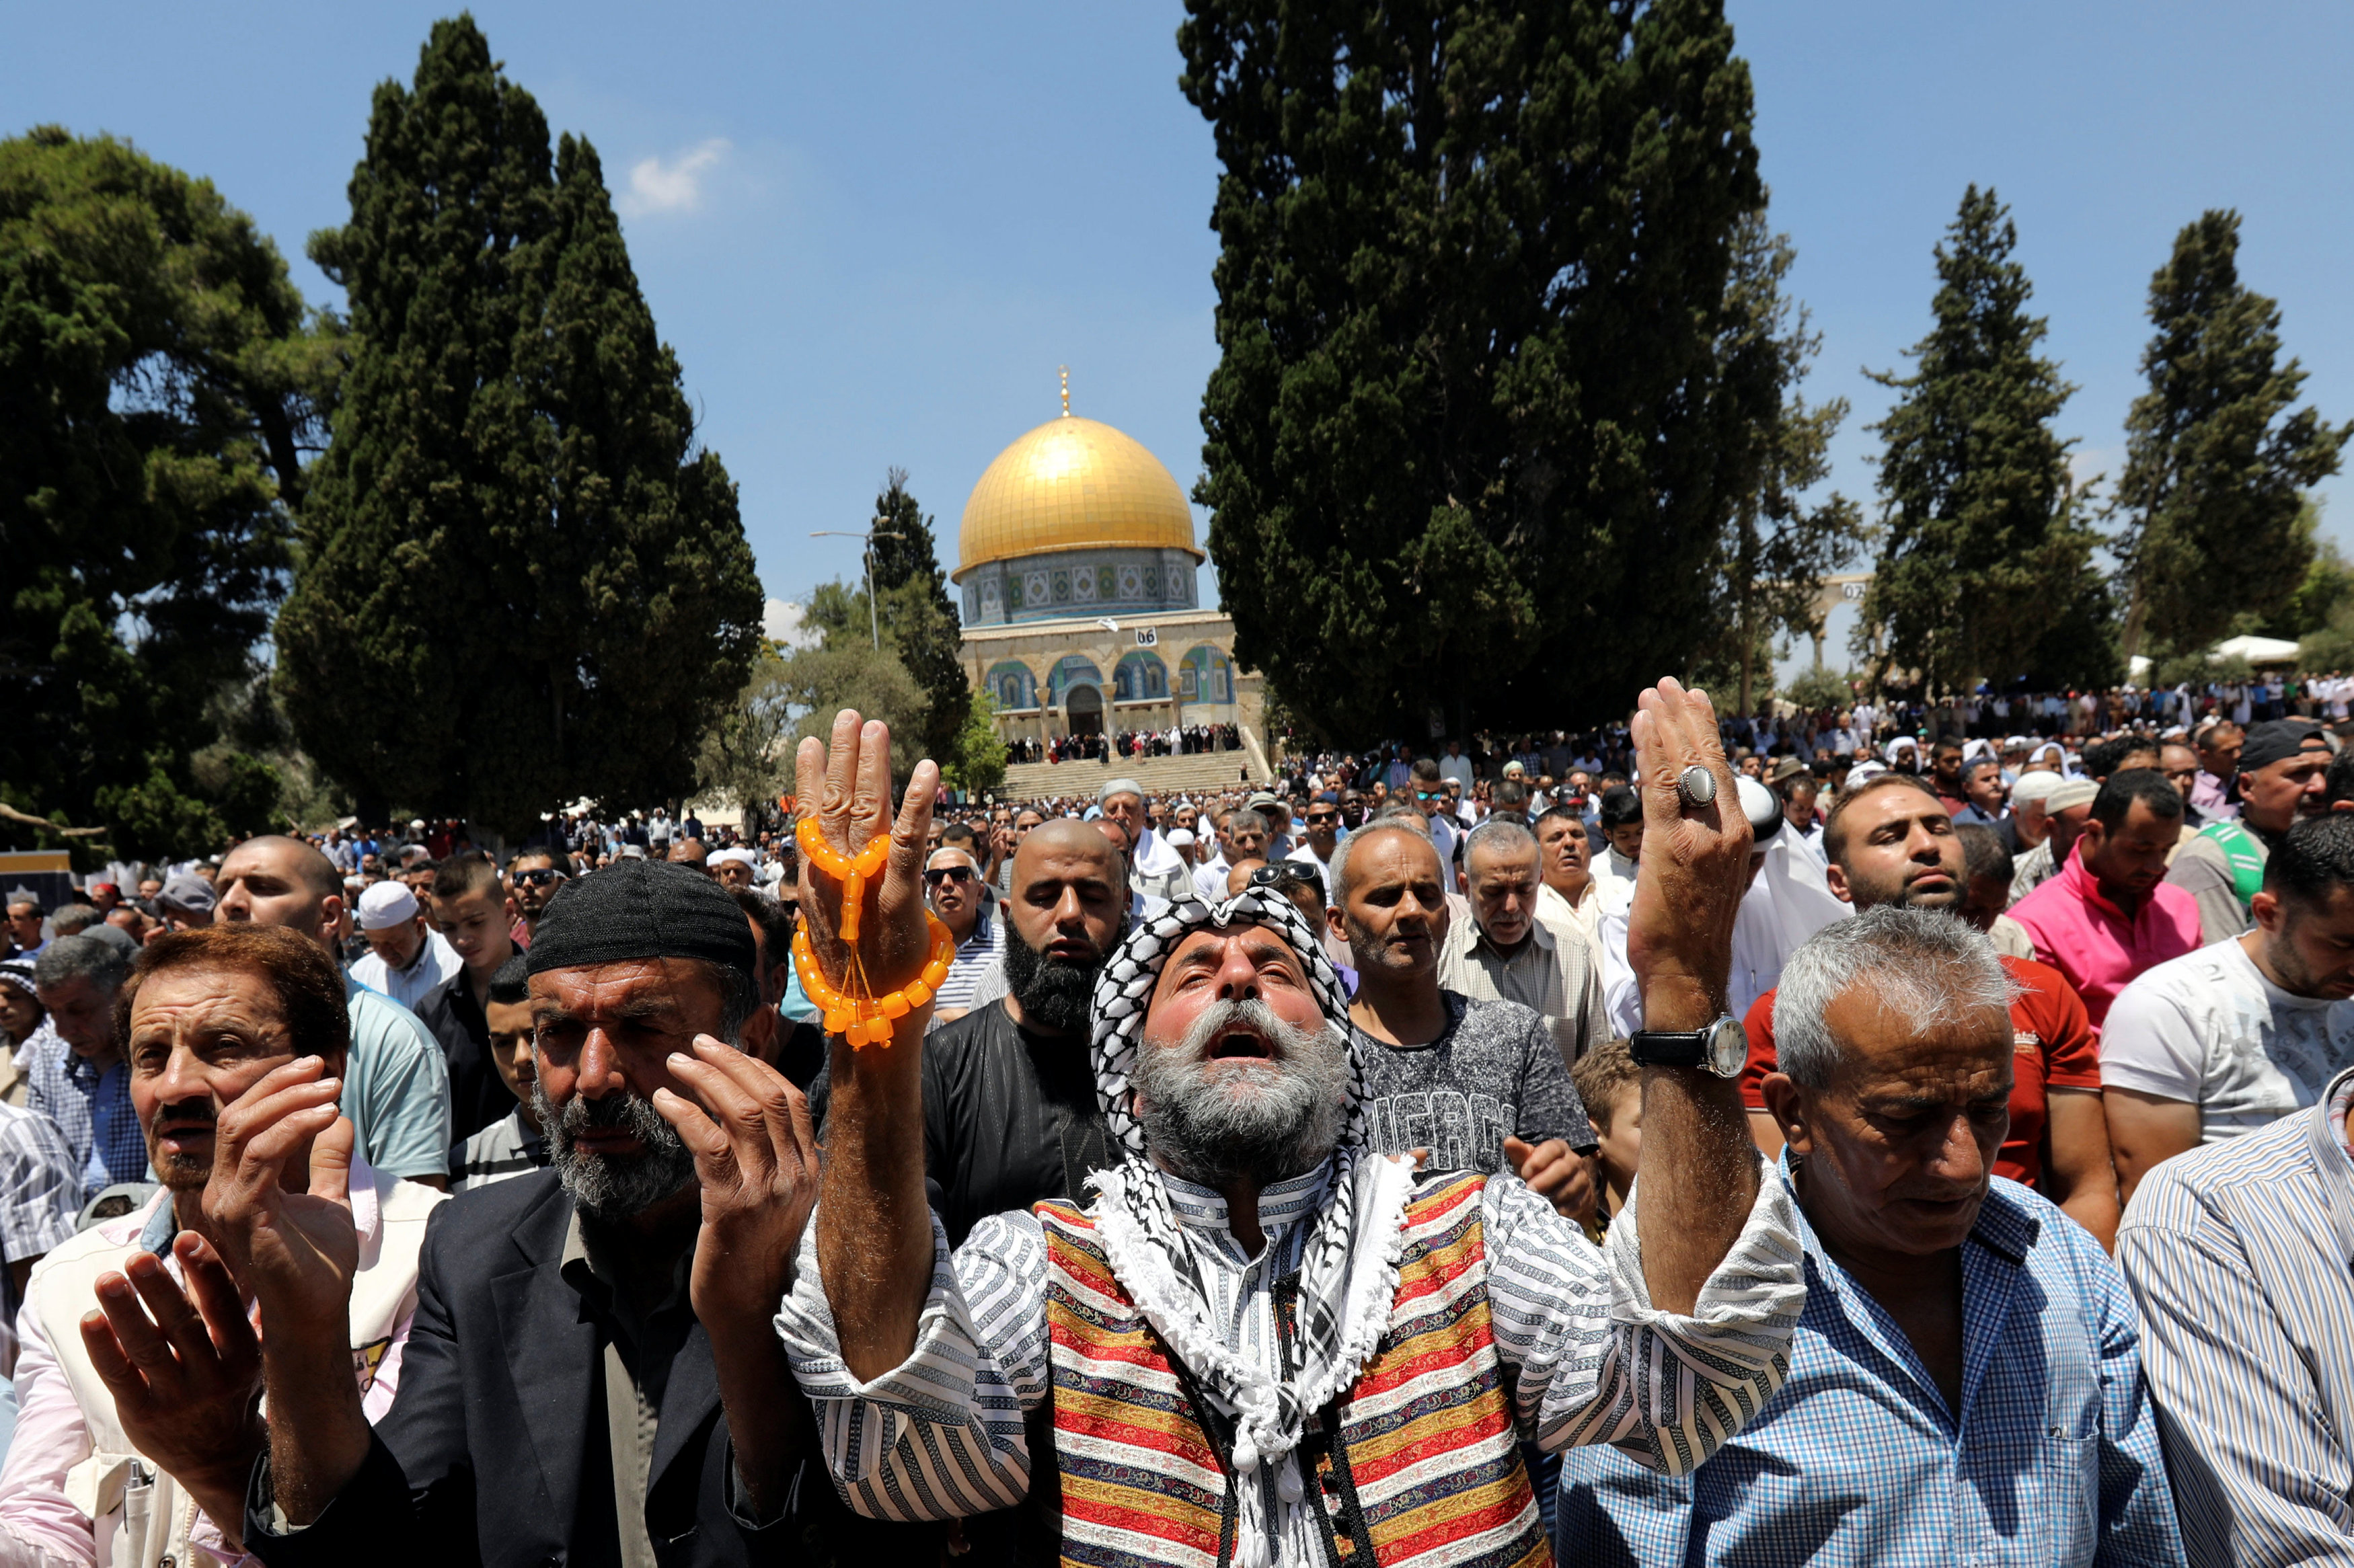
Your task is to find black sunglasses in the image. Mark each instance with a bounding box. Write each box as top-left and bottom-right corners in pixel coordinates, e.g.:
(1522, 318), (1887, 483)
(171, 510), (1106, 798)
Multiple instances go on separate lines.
(1305, 809), (1339, 824)
(924, 866), (976, 886)
(1248, 862), (1323, 896)
(512, 868), (567, 887)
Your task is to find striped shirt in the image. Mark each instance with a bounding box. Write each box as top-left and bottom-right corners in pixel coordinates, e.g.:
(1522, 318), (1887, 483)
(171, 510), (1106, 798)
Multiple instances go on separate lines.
(0, 1103), (79, 1374)
(929, 898), (1005, 1016)
(450, 1107), (549, 1193)
(1562, 1167), (2185, 1567)
(775, 1154), (1805, 1528)
(2117, 1064), (2354, 1565)
(21, 1025), (146, 1204)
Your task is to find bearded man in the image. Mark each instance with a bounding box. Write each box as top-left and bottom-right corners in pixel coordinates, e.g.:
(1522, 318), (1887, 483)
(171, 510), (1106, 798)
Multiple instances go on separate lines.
(108, 859), (828, 1565)
(780, 687), (1805, 1567)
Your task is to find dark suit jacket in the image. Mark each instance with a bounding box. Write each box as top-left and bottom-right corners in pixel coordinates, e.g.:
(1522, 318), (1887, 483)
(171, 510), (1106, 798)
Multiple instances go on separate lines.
(245, 1168), (806, 1568)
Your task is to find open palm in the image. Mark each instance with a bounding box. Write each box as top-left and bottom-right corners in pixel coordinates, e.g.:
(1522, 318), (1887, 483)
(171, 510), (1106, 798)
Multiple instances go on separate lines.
(201, 1059), (361, 1329)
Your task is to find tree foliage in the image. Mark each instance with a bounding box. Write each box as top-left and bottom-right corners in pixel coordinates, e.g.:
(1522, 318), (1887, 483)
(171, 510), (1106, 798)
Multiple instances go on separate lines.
(1698, 212), (1864, 714)
(2113, 210), (2348, 660)
(1179, 0), (1765, 738)
(693, 642), (797, 812)
(0, 126), (338, 860)
(773, 641), (928, 781)
(867, 469), (970, 765)
(274, 15), (761, 834)
(1858, 186), (2108, 692)
(942, 689), (1009, 794)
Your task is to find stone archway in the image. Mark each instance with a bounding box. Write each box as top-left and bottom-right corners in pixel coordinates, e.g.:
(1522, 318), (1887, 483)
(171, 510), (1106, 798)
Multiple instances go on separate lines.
(1066, 682), (1104, 736)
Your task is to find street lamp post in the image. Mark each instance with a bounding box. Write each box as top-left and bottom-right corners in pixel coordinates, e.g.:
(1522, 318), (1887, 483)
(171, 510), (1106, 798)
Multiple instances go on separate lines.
(809, 522), (907, 650)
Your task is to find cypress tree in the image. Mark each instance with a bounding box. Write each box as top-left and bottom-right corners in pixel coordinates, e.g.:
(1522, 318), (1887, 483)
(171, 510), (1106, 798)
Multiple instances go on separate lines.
(1179, 0), (1763, 739)
(1860, 186), (2106, 693)
(276, 16), (759, 832)
(2114, 210), (2349, 662)
(868, 469), (971, 767)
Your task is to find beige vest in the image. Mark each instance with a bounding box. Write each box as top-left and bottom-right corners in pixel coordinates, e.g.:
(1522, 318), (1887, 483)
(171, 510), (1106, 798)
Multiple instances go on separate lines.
(23, 1166), (441, 1568)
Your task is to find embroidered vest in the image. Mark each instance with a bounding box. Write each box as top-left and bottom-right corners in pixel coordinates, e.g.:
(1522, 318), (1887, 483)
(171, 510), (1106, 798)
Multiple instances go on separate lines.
(2196, 819), (2267, 912)
(24, 1175), (441, 1568)
(1038, 1171), (1548, 1568)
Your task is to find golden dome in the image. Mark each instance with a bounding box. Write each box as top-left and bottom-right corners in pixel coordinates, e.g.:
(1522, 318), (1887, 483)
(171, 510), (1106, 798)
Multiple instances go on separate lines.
(954, 414), (1201, 579)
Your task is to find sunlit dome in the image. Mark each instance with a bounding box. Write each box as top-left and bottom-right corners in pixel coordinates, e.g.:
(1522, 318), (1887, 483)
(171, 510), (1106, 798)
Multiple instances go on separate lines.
(954, 411), (1201, 581)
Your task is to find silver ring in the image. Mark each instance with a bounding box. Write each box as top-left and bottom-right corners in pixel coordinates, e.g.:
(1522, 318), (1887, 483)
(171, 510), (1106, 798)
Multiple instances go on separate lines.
(1677, 765), (1717, 808)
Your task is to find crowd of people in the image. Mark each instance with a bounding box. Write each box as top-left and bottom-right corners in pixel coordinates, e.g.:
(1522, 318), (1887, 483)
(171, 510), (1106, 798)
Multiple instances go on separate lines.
(1, 673), (2353, 1564)
(1008, 721), (1246, 766)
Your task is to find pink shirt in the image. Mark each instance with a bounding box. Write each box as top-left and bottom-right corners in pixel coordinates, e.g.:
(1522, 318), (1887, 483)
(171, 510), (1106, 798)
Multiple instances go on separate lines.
(0, 1158), (410, 1568)
(2009, 845), (2203, 1031)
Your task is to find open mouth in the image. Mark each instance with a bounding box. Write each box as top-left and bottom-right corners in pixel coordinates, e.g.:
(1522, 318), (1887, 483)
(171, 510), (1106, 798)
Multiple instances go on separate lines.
(1209, 1029), (1275, 1061)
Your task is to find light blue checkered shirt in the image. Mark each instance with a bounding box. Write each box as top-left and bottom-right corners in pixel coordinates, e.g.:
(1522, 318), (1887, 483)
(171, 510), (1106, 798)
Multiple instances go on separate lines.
(1558, 1163), (2185, 1567)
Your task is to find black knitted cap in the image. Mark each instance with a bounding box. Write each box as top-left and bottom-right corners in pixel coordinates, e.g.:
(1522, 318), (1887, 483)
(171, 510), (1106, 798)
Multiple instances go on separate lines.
(525, 858), (756, 982)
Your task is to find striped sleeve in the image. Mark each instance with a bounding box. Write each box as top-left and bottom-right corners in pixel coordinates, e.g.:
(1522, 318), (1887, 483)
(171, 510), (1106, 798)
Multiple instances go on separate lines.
(774, 1206), (1047, 1521)
(1490, 1165), (1803, 1475)
(2120, 1213), (2354, 1565)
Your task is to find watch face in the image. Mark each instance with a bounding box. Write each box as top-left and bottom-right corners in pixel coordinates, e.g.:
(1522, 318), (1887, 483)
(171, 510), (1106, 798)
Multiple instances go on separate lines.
(1706, 1016), (1749, 1078)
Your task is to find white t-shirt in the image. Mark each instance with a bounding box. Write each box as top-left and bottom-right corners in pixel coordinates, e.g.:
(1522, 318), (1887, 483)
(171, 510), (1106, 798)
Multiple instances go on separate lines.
(2100, 937), (2354, 1144)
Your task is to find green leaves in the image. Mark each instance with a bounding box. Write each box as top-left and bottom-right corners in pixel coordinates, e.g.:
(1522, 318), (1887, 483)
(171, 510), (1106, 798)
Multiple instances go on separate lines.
(1860, 186), (2110, 692)
(2114, 210), (2349, 661)
(0, 126), (328, 861)
(275, 17), (760, 834)
(1180, 0), (1763, 738)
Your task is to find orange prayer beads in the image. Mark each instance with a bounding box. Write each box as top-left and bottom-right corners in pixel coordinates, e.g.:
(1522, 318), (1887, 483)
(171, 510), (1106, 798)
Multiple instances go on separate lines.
(791, 816), (954, 1048)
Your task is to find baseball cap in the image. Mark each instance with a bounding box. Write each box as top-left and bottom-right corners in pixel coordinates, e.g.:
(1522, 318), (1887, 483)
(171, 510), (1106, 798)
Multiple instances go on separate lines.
(2238, 719), (2328, 774)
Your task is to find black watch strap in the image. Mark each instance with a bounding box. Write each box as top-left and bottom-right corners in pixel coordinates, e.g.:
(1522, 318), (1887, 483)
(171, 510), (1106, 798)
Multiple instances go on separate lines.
(1626, 1029), (1708, 1068)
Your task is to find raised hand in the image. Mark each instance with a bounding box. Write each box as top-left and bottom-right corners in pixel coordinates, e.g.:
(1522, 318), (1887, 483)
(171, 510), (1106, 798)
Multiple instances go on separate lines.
(791, 711), (940, 1014)
(200, 1056), (360, 1331)
(1626, 678), (1751, 1025)
(79, 1232), (264, 1546)
(652, 1037), (821, 1337)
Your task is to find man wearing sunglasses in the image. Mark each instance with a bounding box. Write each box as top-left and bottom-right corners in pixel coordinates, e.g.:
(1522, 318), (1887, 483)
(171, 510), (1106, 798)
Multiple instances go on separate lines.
(1288, 790), (1348, 883)
(925, 847), (1003, 1024)
(504, 850), (568, 949)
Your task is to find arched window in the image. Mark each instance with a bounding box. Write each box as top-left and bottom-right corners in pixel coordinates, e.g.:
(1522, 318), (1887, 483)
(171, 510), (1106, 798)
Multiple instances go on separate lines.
(1180, 645), (1233, 705)
(1114, 650), (1169, 703)
(1045, 655), (1104, 709)
(986, 660), (1037, 711)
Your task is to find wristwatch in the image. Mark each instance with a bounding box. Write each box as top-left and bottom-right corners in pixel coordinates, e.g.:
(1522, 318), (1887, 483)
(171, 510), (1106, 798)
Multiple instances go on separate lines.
(1628, 1015), (1748, 1079)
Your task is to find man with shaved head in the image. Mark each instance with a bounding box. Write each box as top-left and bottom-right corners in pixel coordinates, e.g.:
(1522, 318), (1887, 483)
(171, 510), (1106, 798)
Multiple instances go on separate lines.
(213, 834), (454, 1187)
(815, 816), (1129, 1250)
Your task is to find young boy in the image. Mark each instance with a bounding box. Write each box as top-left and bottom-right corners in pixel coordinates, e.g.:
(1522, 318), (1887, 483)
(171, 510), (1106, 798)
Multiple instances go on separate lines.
(420, 854), (521, 1139)
(450, 955), (547, 1191)
(1570, 1037), (1641, 1236)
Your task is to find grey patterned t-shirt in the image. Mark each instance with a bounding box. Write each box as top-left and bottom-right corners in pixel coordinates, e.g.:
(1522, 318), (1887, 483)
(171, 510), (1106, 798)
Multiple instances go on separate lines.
(1352, 991), (1597, 1175)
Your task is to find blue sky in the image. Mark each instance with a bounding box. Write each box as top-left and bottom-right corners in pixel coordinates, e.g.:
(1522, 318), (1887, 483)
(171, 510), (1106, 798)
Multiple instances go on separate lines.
(12, 1), (2351, 672)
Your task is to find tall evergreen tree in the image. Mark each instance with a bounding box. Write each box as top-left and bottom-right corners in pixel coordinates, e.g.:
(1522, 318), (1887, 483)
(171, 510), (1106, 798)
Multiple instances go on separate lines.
(1179, 0), (1764, 739)
(0, 127), (335, 860)
(1858, 186), (2104, 693)
(276, 16), (760, 832)
(867, 469), (971, 767)
(2113, 210), (2348, 661)
(1698, 211), (1864, 713)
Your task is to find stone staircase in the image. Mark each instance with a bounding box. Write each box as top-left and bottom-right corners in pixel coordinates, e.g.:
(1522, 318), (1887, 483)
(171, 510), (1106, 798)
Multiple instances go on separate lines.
(997, 746), (1268, 801)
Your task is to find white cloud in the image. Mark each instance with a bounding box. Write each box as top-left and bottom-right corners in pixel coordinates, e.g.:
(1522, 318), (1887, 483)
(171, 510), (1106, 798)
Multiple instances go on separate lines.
(764, 598), (813, 648)
(619, 138), (730, 217)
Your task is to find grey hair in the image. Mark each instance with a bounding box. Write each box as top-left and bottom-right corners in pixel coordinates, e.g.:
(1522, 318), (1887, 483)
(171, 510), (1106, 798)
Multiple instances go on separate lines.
(1330, 820), (1440, 907)
(32, 935), (130, 996)
(1464, 818), (1537, 869)
(1773, 906), (2014, 1090)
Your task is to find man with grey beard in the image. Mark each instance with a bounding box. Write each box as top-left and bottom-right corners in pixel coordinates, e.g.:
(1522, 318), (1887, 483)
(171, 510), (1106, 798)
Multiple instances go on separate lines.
(780, 689), (1807, 1567)
(133, 857), (831, 1567)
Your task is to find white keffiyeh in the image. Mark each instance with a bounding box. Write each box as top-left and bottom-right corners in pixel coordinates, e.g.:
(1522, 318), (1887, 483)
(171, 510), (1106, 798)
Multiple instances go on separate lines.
(1088, 887), (1414, 1568)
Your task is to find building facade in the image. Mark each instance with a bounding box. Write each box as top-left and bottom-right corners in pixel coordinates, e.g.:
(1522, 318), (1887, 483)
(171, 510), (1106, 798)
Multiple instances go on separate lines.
(953, 405), (1261, 748)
